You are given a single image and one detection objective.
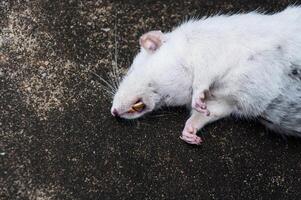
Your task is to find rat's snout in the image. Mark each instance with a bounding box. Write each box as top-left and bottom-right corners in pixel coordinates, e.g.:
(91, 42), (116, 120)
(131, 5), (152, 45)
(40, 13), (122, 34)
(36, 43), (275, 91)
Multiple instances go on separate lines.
(111, 108), (120, 117)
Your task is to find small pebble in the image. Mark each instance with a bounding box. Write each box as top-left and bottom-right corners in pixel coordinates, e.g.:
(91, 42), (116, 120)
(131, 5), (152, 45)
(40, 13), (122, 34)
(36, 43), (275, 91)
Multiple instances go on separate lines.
(101, 28), (110, 32)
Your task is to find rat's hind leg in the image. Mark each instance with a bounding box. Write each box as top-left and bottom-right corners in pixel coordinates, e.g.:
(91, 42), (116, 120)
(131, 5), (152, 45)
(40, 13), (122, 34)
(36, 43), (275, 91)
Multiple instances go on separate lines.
(180, 100), (234, 145)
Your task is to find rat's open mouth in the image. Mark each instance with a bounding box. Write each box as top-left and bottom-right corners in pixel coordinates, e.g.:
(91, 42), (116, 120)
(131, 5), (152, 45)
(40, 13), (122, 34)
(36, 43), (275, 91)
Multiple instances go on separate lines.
(127, 101), (145, 113)
(111, 100), (149, 119)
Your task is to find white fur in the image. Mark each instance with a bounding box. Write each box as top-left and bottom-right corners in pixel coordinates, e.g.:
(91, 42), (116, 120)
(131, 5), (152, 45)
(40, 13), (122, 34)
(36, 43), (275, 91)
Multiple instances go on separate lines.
(111, 7), (301, 137)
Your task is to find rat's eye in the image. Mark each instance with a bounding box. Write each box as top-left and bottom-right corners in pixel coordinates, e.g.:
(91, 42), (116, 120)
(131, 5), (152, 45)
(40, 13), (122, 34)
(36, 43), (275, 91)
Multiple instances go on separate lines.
(127, 100), (145, 113)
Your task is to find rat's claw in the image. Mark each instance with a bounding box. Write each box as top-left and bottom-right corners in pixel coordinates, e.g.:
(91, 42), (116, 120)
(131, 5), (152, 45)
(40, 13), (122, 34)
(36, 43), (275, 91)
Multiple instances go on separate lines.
(193, 95), (210, 116)
(180, 124), (203, 145)
(180, 135), (202, 145)
(180, 134), (202, 145)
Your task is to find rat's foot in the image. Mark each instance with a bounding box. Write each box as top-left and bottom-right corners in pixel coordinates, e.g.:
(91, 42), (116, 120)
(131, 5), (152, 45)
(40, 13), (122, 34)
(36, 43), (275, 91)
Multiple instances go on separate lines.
(180, 123), (203, 145)
(180, 99), (234, 145)
(193, 94), (210, 116)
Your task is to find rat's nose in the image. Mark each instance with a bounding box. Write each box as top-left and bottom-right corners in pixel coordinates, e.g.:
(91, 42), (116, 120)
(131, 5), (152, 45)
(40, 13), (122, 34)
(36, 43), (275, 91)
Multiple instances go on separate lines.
(111, 108), (119, 117)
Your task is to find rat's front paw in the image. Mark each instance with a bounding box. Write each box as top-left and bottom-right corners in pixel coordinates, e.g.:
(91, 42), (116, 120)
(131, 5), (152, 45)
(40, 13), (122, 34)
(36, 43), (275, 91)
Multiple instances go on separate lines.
(180, 123), (203, 145)
(192, 94), (210, 116)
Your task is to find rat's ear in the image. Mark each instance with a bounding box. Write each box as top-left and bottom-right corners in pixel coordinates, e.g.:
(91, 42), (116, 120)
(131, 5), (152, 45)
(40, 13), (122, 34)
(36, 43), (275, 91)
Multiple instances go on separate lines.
(139, 30), (166, 53)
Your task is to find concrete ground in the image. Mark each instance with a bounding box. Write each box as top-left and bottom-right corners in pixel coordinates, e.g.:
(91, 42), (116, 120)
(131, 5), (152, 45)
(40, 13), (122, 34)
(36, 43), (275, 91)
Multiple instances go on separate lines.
(1, 0), (301, 199)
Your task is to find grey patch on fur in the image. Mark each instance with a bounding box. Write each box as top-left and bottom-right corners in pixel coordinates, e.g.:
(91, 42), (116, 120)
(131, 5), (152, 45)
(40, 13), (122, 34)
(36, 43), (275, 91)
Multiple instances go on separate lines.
(260, 76), (301, 136)
(292, 69), (298, 75)
(152, 89), (158, 94)
(162, 94), (171, 102)
(288, 63), (301, 81)
(277, 45), (282, 50)
(248, 55), (255, 61)
(276, 45), (285, 54)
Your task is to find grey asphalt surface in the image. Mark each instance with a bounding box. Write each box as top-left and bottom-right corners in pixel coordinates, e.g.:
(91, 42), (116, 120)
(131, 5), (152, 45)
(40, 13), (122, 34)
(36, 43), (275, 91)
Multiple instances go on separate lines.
(1, 0), (301, 199)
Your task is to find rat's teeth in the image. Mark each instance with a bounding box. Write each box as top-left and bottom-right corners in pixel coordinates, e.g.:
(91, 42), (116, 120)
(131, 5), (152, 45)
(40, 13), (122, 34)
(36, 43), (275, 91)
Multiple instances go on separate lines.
(127, 102), (145, 113)
(128, 108), (136, 113)
(132, 102), (145, 112)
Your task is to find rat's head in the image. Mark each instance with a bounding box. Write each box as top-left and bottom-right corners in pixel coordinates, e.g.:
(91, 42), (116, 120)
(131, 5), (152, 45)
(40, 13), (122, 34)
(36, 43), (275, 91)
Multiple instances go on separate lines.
(111, 30), (192, 119)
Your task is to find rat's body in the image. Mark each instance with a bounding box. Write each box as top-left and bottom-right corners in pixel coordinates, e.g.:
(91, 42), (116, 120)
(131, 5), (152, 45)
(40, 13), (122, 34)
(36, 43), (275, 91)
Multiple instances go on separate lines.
(111, 6), (301, 145)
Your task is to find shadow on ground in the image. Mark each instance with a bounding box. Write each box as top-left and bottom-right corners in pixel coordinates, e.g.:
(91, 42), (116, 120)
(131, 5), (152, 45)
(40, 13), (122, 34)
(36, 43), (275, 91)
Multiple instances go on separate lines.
(1, 0), (301, 199)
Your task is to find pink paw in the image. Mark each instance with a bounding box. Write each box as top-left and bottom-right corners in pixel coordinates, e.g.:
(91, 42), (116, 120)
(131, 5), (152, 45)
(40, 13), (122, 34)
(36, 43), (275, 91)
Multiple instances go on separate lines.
(180, 124), (203, 145)
(193, 95), (210, 116)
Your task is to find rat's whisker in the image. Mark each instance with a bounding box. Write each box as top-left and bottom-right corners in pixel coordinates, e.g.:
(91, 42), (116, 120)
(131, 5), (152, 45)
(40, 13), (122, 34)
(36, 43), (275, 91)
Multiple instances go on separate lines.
(111, 20), (121, 90)
(93, 61), (117, 92)
(149, 113), (174, 118)
(107, 61), (118, 92)
(110, 67), (119, 91)
(90, 71), (116, 93)
(107, 71), (118, 91)
(112, 64), (120, 90)
(98, 83), (115, 96)
(101, 77), (117, 93)
(136, 121), (151, 127)
(102, 87), (115, 96)
(105, 66), (118, 92)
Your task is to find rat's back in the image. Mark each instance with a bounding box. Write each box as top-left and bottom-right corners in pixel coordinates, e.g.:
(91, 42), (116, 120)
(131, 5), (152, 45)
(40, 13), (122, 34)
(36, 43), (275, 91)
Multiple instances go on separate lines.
(175, 6), (301, 69)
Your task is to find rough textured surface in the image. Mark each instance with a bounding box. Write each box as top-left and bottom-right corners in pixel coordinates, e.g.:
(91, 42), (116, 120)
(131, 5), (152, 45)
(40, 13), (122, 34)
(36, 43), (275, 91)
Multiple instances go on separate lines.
(1, 0), (301, 199)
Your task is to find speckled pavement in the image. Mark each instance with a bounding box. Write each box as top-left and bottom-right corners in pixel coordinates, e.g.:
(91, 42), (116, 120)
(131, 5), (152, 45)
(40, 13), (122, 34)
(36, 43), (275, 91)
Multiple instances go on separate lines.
(1, 0), (301, 199)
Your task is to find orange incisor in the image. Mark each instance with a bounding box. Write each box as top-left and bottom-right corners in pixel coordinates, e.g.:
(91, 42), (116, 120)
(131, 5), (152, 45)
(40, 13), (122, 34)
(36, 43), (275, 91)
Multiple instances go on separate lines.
(128, 102), (145, 113)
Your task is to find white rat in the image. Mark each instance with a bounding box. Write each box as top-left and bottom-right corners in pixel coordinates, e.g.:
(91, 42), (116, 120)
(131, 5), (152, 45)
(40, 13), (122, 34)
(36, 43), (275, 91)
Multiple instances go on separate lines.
(111, 6), (301, 145)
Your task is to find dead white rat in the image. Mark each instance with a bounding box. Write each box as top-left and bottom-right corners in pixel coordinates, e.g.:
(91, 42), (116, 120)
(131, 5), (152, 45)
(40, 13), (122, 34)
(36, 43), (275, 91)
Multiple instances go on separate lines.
(110, 6), (301, 145)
